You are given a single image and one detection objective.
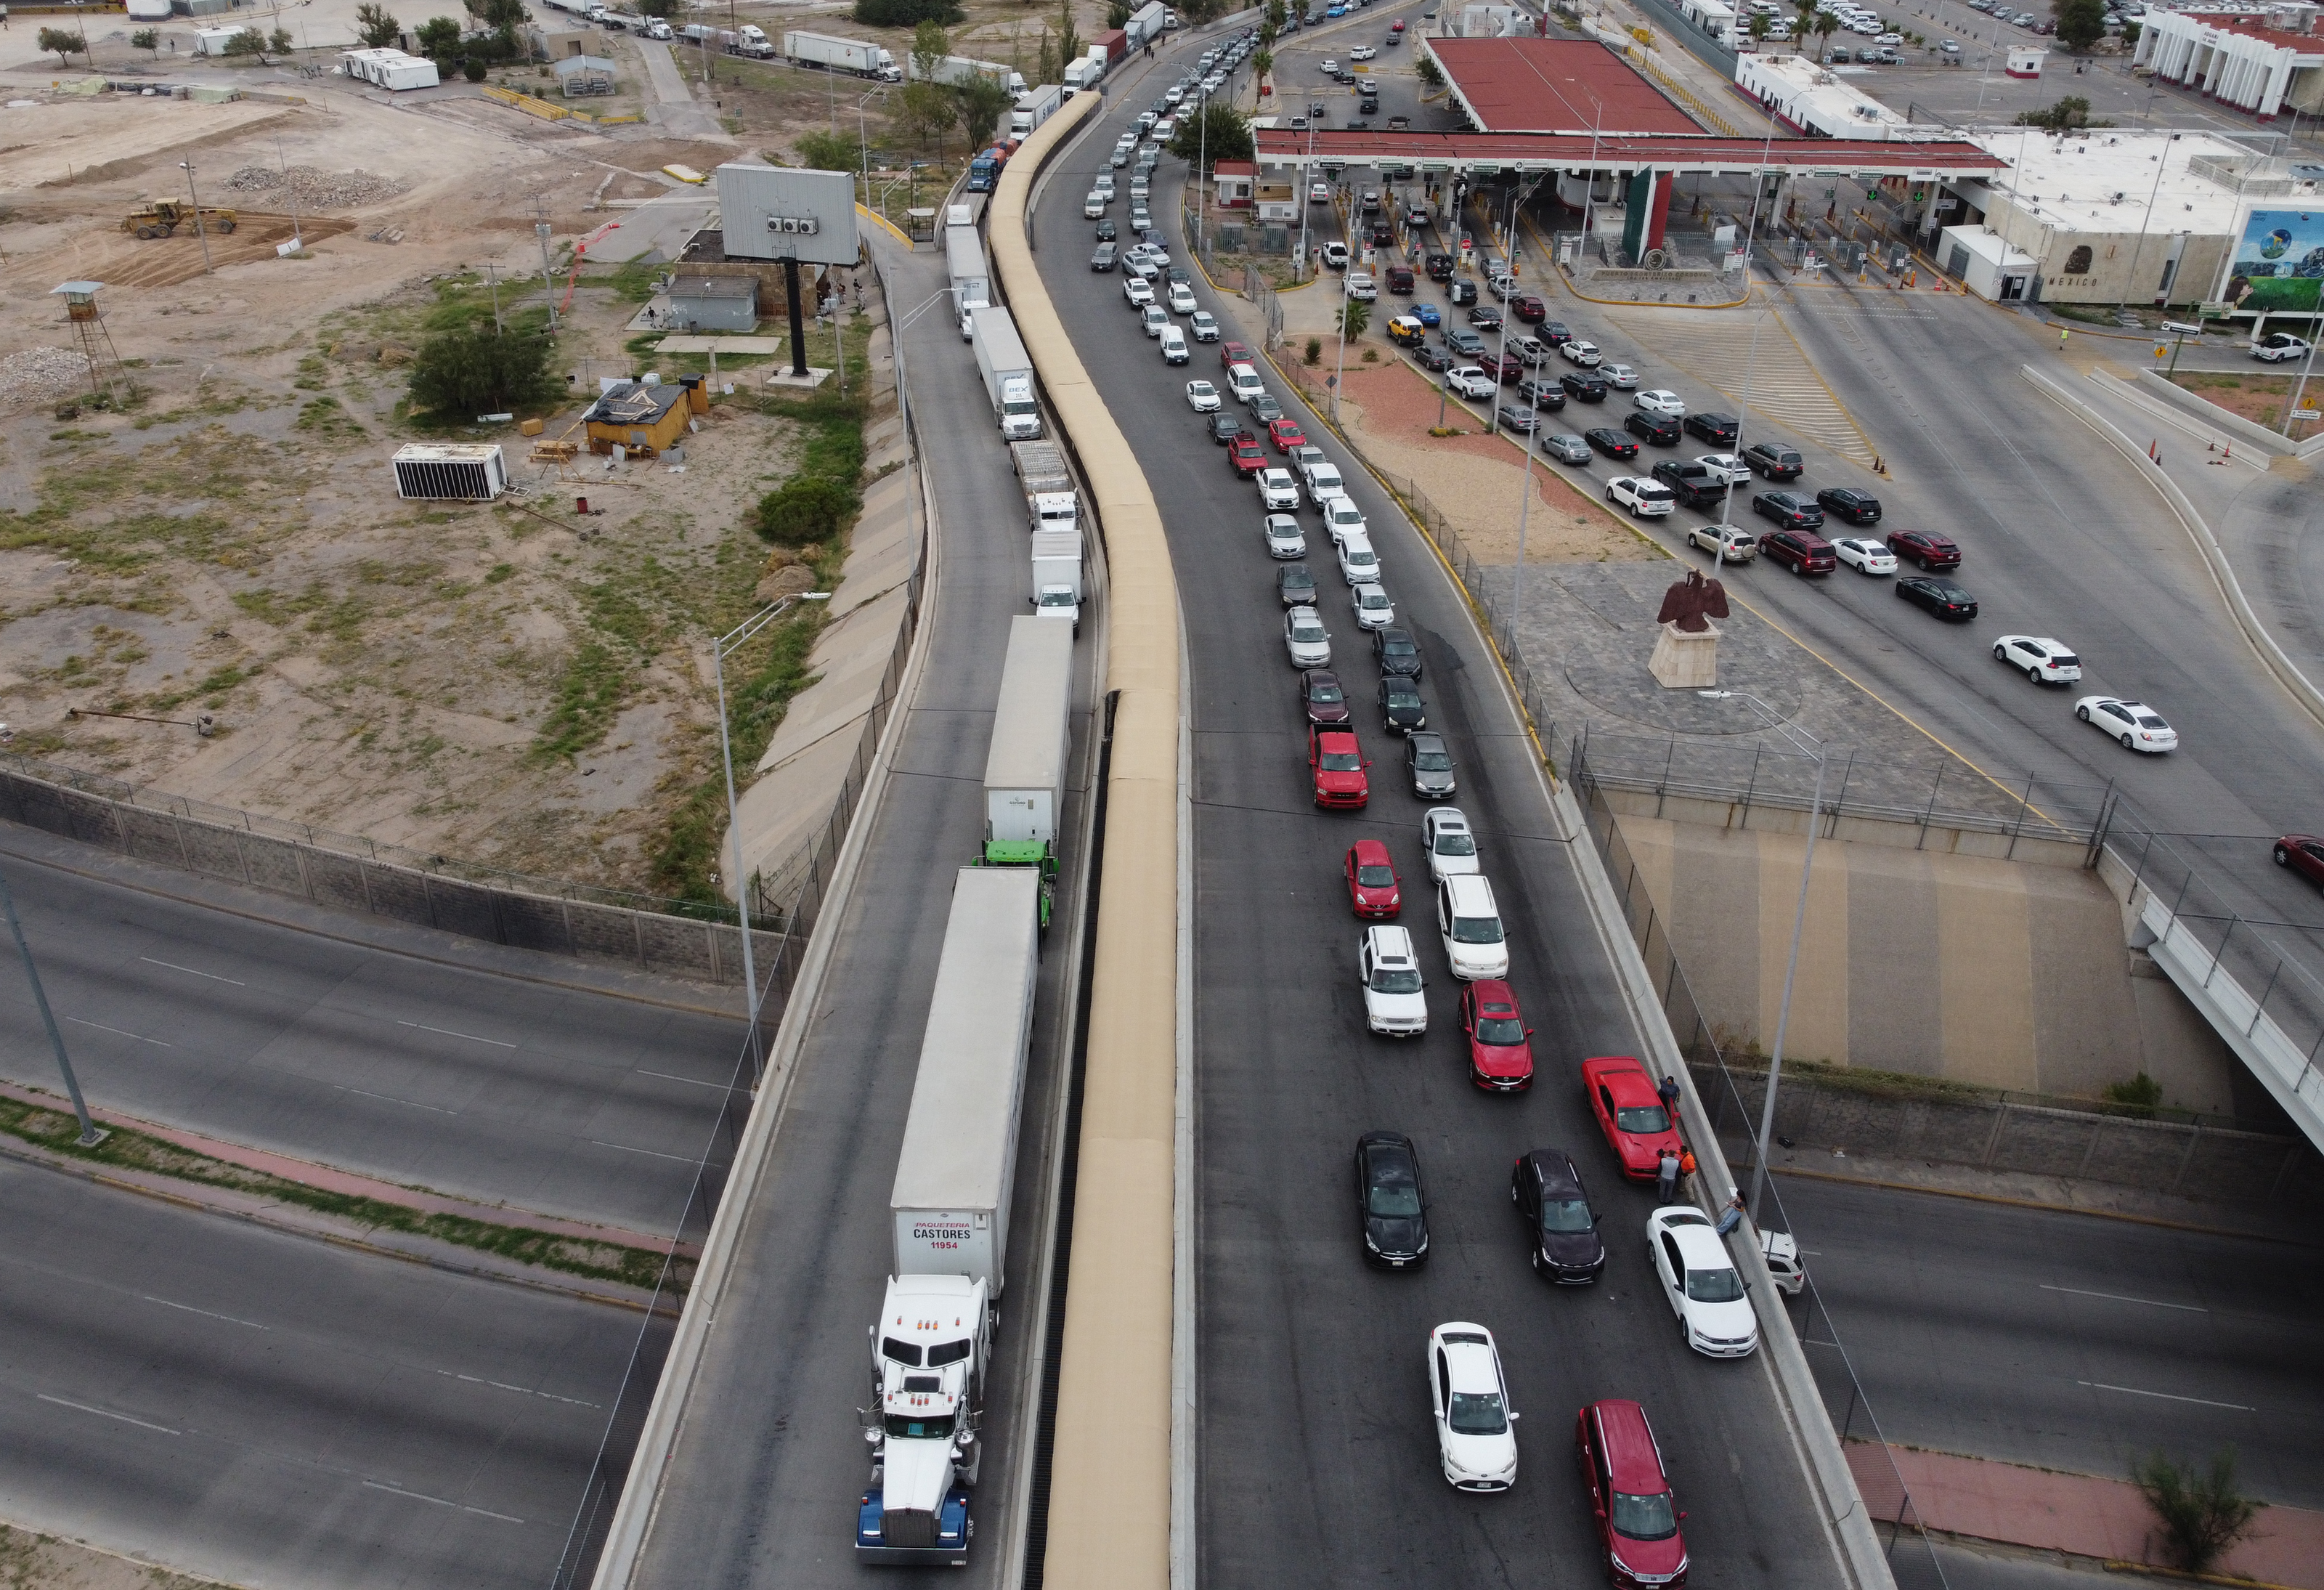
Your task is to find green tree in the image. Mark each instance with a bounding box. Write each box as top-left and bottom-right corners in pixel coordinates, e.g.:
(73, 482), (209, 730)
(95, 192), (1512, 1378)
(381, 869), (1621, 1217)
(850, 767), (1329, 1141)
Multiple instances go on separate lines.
(2054, 0), (2106, 52)
(415, 15), (466, 57)
(1169, 101), (1254, 169)
(1253, 46), (1273, 83)
(38, 25), (86, 65)
(855, 0), (963, 26)
(898, 78), (959, 147)
(1791, 0), (1818, 47)
(1106, 1), (1133, 27)
(1747, 9), (1772, 48)
(1415, 53), (1443, 86)
(2012, 94), (2113, 129)
(755, 474), (861, 545)
(797, 126), (872, 173)
(131, 26), (161, 55)
(2133, 1450), (2260, 1575)
(912, 17), (951, 76)
(355, 2), (402, 46)
(1813, 10), (1838, 57)
(1035, 28), (1058, 86)
(269, 25), (295, 52)
(407, 323), (560, 418)
(1057, 0), (1081, 73)
(1339, 296), (1370, 341)
(222, 27), (267, 55)
(959, 72), (1015, 147)
(634, 0), (678, 14)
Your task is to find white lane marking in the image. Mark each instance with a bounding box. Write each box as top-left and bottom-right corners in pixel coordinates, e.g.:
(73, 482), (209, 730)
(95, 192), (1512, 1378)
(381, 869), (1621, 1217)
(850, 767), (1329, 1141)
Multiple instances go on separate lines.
(334, 1086), (458, 1116)
(64, 1017), (172, 1047)
(361, 1480), (523, 1524)
(143, 1295), (269, 1330)
(139, 956), (244, 986)
(590, 1139), (694, 1164)
(397, 1020), (517, 1049)
(38, 1394), (182, 1435)
(2077, 1381), (2253, 1412)
(435, 1370), (601, 1408)
(2043, 1283), (2207, 1313)
(635, 1068), (736, 1091)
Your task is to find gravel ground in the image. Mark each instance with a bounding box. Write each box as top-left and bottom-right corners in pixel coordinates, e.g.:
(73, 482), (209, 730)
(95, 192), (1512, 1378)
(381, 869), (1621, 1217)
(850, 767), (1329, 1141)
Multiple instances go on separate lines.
(0, 349), (98, 417)
(221, 163), (412, 209)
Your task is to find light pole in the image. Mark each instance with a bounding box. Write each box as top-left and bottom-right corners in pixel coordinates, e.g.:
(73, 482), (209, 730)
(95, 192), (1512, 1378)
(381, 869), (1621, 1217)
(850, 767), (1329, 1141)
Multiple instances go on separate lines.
(2118, 131), (2177, 312)
(1715, 129), (1779, 532)
(179, 161), (214, 275)
(713, 591), (829, 1079)
(858, 88), (887, 215)
(1746, 750), (1826, 1222)
(2281, 330), (2321, 437)
(1, 871), (105, 1146)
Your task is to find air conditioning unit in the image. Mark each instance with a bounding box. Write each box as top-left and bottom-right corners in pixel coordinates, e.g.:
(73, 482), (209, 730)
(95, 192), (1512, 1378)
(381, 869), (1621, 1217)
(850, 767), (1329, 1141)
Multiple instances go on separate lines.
(392, 442), (507, 501)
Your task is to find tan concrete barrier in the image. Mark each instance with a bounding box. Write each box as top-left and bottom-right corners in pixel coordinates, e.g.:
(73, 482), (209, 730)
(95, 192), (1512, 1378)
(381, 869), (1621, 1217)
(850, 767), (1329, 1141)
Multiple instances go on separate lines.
(988, 89), (1184, 1589)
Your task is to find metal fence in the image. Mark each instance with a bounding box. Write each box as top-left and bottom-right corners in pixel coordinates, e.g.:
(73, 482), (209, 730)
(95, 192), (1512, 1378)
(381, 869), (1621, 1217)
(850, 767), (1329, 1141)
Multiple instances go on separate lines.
(1567, 743), (1951, 1590)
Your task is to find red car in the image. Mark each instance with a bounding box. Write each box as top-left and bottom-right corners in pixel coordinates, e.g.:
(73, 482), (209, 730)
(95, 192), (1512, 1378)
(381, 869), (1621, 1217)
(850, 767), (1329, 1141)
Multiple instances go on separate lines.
(1886, 528), (1961, 571)
(1221, 339), (1254, 370)
(2275, 833), (2324, 888)
(1268, 418), (1307, 453)
(1576, 1399), (1689, 1590)
(1459, 980), (1533, 1090)
(1309, 726), (1370, 808)
(1344, 839), (1401, 917)
(1760, 528), (1836, 576)
(1510, 293), (1547, 323)
(1479, 352), (1525, 385)
(1581, 1055), (1681, 1180)
(1228, 433), (1267, 475)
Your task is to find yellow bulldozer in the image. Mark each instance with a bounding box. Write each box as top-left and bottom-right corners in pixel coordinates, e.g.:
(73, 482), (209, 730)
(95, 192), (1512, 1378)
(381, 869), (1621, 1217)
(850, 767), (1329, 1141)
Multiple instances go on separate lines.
(123, 201), (239, 240)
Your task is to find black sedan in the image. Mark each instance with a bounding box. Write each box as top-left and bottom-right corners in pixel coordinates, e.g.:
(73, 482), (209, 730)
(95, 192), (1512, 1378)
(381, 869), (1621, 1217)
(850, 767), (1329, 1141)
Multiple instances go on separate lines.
(1094, 217), (1118, 242)
(1373, 625), (1423, 680)
(1277, 562), (1318, 607)
(1300, 667), (1351, 726)
(1380, 676), (1428, 733)
(1896, 575), (1978, 620)
(1511, 1148), (1605, 1284)
(1818, 487), (1882, 525)
(1560, 371), (1609, 403)
(1585, 427), (1639, 461)
(1683, 411), (1739, 445)
(1752, 490), (1824, 530)
(1468, 305), (1503, 330)
(1209, 411), (1246, 444)
(1355, 1131), (1429, 1269)
(1623, 411), (1682, 447)
(1413, 346), (1455, 373)
(1495, 404), (1540, 434)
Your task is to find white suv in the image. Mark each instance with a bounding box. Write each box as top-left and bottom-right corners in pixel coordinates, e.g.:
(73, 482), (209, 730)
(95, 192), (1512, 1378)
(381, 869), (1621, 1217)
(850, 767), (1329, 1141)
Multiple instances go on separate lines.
(1436, 875), (1508, 981)
(1323, 495), (1368, 545)
(1359, 926), (1428, 1035)
(1606, 476), (1675, 518)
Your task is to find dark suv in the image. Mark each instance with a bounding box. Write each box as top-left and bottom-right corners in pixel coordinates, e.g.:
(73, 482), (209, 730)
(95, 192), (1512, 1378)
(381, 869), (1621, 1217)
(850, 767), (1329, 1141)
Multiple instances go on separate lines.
(1752, 490), (1824, 530)
(1683, 411), (1739, 445)
(1426, 252), (1456, 280)
(1539, 320), (1573, 346)
(1817, 487), (1882, 525)
(1744, 441), (1804, 480)
(1761, 527), (1837, 575)
(1559, 371), (1609, 403)
(1623, 411), (1683, 447)
(1385, 264), (1415, 294)
(1510, 293), (1547, 323)
(1516, 376), (1567, 411)
(1886, 528), (1962, 570)
(1511, 1149), (1604, 1283)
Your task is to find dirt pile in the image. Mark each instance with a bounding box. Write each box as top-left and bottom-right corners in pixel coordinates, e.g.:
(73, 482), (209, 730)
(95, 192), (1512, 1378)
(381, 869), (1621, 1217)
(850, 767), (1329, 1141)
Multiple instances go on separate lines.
(0, 347), (96, 415)
(222, 164), (411, 208)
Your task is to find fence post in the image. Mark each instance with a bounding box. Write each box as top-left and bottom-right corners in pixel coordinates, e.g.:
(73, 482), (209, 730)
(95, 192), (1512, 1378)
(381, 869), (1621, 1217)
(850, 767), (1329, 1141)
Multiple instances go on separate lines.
(1916, 759), (1946, 851)
(2204, 914), (2239, 989)
(2004, 768), (2038, 859)
(1827, 748), (1854, 837)
(1736, 743), (1762, 830)
(1655, 733), (1675, 818)
(2248, 958), (2283, 1037)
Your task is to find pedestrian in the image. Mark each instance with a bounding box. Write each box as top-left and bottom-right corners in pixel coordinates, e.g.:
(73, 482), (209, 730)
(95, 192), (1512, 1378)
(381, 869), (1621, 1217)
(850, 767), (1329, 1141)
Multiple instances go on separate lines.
(2059, 326), (2070, 352)
(1715, 1188), (1747, 1236)
(1656, 1147), (1681, 1206)
(1657, 1071), (1680, 1120)
(1678, 1144), (1698, 1189)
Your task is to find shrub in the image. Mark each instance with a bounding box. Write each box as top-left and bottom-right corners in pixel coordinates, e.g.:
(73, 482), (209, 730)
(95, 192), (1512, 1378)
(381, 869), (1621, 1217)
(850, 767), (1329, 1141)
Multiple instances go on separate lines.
(1304, 336), (1323, 365)
(853, 0), (963, 25)
(463, 55), (489, 80)
(2101, 1071), (2163, 1116)
(756, 474), (860, 545)
(406, 323), (560, 417)
(2133, 1449), (2259, 1574)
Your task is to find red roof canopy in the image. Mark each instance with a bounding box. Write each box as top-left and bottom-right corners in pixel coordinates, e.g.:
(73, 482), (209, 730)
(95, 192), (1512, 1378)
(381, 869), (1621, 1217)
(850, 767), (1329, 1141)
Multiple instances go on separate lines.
(1255, 127), (2006, 177)
(1427, 38), (1702, 135)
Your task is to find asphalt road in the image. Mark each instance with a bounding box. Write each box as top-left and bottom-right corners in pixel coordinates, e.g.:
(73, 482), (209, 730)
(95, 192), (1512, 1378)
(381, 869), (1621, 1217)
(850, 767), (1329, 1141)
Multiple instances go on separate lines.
(0, 1156), (635, 1590)
(623, 224), (1100, 1588)
(1039, 57), (1850, 1590)
(1779, 1174), (2324, 1509)
(0, 841), (745, 1234)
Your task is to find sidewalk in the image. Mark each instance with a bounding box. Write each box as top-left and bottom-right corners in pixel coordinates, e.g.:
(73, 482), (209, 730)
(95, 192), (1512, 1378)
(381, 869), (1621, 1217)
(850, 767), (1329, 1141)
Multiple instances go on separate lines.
(1871, 1445), (2324, 1589)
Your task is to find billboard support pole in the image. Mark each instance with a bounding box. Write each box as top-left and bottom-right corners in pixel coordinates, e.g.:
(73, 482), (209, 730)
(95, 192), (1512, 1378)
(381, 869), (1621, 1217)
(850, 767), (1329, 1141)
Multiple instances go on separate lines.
(785, 256), (809, 377)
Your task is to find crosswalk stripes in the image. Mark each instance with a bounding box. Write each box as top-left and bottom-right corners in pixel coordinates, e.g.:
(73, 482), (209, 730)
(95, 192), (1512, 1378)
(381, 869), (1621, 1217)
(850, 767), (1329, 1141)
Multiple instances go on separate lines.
(1602, 307), (1882, 469)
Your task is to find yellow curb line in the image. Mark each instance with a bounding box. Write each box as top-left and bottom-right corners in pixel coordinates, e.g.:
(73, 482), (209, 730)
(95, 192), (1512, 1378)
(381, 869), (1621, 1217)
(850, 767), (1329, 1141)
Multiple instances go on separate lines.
(856, 203), (911, 250)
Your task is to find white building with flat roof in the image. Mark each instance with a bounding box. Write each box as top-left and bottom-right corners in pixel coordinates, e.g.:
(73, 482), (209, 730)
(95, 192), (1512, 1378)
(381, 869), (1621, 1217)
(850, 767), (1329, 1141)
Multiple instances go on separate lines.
(2134, 4), (2324, 121)
(1734, 53), (1937, 140)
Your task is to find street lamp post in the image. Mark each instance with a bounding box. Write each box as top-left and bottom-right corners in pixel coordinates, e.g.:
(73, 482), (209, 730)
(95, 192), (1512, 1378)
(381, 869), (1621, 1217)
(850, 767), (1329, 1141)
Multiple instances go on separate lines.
(713, 591), (829, 1078)
(0, 872), (105, 1146)
(1747, 753), (1827, 1222)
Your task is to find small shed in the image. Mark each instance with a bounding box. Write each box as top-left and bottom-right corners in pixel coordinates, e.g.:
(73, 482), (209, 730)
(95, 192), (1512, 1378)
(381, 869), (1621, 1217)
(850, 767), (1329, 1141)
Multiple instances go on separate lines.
(666, 275), (760, 331)
(194, 27), (251, 55)
(2006, 46), (2045, 78)
(582, 376), (707, 458)
(1212, 159), (1256, 208)
(555, 54), (618, 96)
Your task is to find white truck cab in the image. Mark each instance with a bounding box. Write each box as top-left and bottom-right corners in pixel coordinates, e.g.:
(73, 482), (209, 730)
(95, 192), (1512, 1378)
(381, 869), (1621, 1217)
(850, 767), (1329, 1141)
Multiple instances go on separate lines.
(859, 1273), (991, 1564)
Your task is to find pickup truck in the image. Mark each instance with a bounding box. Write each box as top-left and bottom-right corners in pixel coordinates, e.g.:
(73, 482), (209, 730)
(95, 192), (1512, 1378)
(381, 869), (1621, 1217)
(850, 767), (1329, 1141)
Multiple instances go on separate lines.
(1445, 366), (1496, 400)
(1651, 459), (1732, 511)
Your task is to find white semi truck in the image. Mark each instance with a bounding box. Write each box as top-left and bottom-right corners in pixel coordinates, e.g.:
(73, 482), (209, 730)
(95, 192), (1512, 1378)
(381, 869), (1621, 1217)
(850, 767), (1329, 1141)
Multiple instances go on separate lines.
(858, 865), (1042, 1564)
(975, 617), (1074, 924)
(1030, 529), (1084, 638)
(945, 224), (991, 341)
(970, 307), (1041, 442)
(1009, 84), (1064, 142)
(782, 29), (900, 78)
(907, 53), (1028, 94)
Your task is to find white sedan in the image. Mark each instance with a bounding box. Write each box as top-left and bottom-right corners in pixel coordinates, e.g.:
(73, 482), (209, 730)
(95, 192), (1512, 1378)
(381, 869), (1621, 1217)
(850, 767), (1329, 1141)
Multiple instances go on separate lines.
(1352, 581), (1395, 630)
(1561, 339), (1604, 367)
(1360, 926), (1427, 1035)
(1831, 535), (1897, 575)
(1185, 379), (1222, 413)
(1993, 635), (2082, 684)
(1168, 282), (1198, 315)
(1633, 388), (1686, 417)
(1349, 43), (1378, 59)
(1428, 1323), (1518, 1491)
(1284, 604), (1331, 668)
(1263, 513), (1307, 557)
(1606, 476), (1675, 517)
(1693, 453), (1752, 485)
(1258, 467), (1301, 511)
(1648, 1206), (1760, 1358)
(2077, 694), (2178, 752)
(1323, 495), (1368, 545)
(1422, 806), (1481, 881)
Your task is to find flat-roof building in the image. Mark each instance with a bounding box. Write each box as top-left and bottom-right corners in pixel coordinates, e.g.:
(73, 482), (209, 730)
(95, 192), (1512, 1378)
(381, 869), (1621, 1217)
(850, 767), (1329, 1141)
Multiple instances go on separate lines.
(2133, 4), (2324, 121)
(1734, 52), (1933, 140)
(1421, 36), (1705, 135)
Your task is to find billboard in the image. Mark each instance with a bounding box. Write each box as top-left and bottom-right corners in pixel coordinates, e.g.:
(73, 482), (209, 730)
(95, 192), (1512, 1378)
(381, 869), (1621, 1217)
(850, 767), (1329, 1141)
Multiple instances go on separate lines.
(2223, 208), (2324, 316)
(714, 164), (861, 267)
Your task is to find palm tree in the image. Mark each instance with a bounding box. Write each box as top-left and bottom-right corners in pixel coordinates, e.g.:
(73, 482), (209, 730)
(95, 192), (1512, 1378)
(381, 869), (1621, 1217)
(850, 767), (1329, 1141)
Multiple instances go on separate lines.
(1339, 296), (1370, 341)
(1813, 9), (1840, 59)
(1791, 0), (1819, 53)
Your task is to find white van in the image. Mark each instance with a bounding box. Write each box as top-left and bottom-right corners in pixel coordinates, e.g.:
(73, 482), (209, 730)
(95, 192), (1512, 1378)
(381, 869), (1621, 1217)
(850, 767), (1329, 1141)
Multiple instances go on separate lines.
(1158, 325), (1190, 364)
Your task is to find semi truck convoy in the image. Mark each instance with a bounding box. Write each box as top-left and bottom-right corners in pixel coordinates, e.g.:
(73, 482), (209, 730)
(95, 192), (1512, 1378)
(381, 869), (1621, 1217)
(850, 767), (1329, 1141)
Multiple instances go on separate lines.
(1009, 84), (1063, 142)
(782, 29), (900, 78)
(1029, 530), (1084, 638)
(966, 145), (1009, 193)
(860, 864), (1041, 1565)
(1009, 438), (1072, 508)
(946, 224), (991, 339)
(680, 22), (771, 55)
(970, 307), (1041, 442)
(976, 619), (1073, 922)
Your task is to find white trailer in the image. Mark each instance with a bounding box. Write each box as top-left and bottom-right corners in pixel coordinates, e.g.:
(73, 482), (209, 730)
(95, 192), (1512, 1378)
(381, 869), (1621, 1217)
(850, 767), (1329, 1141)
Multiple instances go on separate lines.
(1009, 84), (1063, 141)
(782, 30), (899, 78)
(908, 53), (1027, 95)
(1126, 1), (1169, 47)
(1029, 529), (1084, 636)
(970, 306), (1041, 442)
(888, 866), (1043, 1294)
(946, 224), (991, 328)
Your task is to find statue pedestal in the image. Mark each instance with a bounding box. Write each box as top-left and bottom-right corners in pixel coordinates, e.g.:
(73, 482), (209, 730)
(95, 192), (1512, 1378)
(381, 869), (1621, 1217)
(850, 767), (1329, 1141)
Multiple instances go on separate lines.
(1649, 622), (1720, 689)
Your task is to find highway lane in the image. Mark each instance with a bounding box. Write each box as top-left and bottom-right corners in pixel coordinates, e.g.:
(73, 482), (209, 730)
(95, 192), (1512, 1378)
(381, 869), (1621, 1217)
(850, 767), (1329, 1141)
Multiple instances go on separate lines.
(0, 1156), (634, 1590)
(1037, 76), (1850, 1590)
(1776, 1175), (2324, 1507)
(0, 845), (743, 1233)
(623, 225), (1098, 1588)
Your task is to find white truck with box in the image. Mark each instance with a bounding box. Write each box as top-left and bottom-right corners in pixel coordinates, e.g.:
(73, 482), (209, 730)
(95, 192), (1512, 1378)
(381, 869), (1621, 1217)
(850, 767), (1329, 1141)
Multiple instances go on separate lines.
(946, 224), (991, 340)
(909, 54), (1028, 94)
(1009, 84), (1064, 141)
(783, 29), (900, 78)
(1029, 529), (1084, 637)
(974, 620), (1074, 924)
(970, 307), (1041, 442)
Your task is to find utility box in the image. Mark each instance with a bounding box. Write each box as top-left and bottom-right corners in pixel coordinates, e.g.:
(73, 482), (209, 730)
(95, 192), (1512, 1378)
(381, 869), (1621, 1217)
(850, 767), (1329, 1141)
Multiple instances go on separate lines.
(392, 442), (507, 501)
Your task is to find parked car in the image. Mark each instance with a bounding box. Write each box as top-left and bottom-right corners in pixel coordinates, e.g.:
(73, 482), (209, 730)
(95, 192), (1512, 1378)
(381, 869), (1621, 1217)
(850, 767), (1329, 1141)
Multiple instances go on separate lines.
(1686, 524), (1757, 563)
(1301, 667), (1350, 726)
(1357, 930), (1427, 1038)
(1264, 512), (1308, 559)
(1585, 427), (1640, 461)
(1311, 724), (1371, 806)
(1354, 1129), (1429, 1257)
(1277, 563), (1319, 607)
(1561, 338), (1604, 367)
(2272, 833), (2324, 889)
(1540, 432), (1593, 466)
(1423, 806), (1481, 880)
(1581, 1055), (1681, 1180)
(1602, 362), (1639, 391)
(1517, 377), (1568, 411)
(1406, 731), (1458, 798)
(1208, 411), (1246, 445)
(1190, 309), (1221, 341)
(1460, 983), (1535, 1093)
(2076, 694), (2178, 752)
(1623, 411), (1682, 447)
(1185, 378), (1222, 413)
(2254, 333), (2313, 362)
(1752, 490), (1824, 530)
(1269, 418), (1308, 454)
(1447, 365), (1498, 400)
(1352, 581), (1395, 631)
(1692, 453), (1751, 485)
(1886, 528), (1961, 570)
(1285, 604), (1331, 668)
(1436, 875), (1507, 978)
(1633, 388), (1686, 417)
(1091, 242), (1118, 271)
(1896, 575), (1978, 620)
(1991, 634), (2081, 683)
(1510, 293), (1547, 323)
(1373, 625), (1423, 681)
(1414, 346), (1455, 373)
(1496, 403), (1540, 434)
(1230, 433), (1269, 476)
(1560, 372), (1610, 403)
(1817, 487), (1882, 525)
(1649, 1206), (1759, 1357)
(1606, 476), (1675, 517)
(1683, 411), (1739, 445)
(1511, 1148), (1599, 1275)
(1651, 459), (1729, 511)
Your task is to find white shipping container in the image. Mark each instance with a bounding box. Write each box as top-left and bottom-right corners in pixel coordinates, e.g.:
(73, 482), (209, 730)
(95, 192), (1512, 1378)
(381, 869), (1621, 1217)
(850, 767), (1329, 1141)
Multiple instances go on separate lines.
(983, 617), (1073, 848)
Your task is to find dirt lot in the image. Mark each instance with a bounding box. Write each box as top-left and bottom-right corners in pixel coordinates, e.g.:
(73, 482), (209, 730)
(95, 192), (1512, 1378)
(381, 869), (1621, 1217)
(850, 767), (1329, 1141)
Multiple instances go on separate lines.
(2167, 368), (2323, 439)
(0, 73), (877, 899)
